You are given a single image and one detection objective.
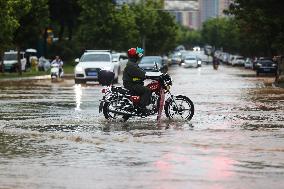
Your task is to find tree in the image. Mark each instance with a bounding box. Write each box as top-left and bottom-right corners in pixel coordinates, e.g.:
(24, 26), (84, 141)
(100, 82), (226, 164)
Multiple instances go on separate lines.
(0, 0), (30, 59)
(227, 0), (284, 55)
(176, 26), (203, 49)
(13, 0), (49, 49)
(77, 0), (116, 49)
(145, 10), (178, 54)
(112, 4), (139, 51)
(132, 0), (159, 54)
(49, 0), (80, 41)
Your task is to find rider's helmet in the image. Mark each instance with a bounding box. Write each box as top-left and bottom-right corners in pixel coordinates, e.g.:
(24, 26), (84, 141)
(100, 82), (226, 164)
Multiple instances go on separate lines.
(127, 47), (144, 62)
(136, 47), (144, 58)
(127, 48), (138, 59)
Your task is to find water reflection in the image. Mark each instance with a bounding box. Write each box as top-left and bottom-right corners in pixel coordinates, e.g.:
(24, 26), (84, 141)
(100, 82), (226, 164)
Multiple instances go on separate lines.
(74, 84), (82, 111)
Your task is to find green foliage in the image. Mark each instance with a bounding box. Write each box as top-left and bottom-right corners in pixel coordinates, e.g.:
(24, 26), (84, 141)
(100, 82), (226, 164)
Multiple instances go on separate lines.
(0, 0), (183, 62)
(76, 0), (178, 55)
(143, 9), (178, 54)
(177, 26), (203, 49)
(0, 0), (30, 54)
(14, 0), (49, 48)
(112, 4), (139, 50)
(48, 0), (80, 40)
(227, 0), (284, 55)
(77, 0), (116, 49)
(202, 18), (241, 53)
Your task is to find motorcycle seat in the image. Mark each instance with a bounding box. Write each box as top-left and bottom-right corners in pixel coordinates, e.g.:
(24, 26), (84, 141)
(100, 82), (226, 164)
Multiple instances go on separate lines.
(112, 86), (133, 95)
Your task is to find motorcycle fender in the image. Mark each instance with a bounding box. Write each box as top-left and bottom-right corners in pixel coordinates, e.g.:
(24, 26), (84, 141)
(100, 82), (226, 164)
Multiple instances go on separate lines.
(99, 101), (104, 113)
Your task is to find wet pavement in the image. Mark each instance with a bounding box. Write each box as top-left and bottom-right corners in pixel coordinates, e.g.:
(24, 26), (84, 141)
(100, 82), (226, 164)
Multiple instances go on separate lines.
(0, 65), (283, 189)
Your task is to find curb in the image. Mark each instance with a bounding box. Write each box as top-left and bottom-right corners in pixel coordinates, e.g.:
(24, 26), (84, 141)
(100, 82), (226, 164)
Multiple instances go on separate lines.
(0, 74), (74, 81)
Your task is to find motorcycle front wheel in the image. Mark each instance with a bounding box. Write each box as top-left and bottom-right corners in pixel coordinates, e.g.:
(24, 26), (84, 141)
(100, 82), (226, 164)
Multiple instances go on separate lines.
(164, 95), (194, 121)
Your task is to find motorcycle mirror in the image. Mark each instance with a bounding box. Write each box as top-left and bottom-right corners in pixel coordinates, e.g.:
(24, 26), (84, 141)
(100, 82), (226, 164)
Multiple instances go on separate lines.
(75, 58), (80, 63)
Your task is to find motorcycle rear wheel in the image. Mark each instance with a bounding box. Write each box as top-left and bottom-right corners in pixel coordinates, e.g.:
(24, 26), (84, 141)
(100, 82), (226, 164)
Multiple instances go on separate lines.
(103, 101), (130, 121)
(164, 95), (194, 121)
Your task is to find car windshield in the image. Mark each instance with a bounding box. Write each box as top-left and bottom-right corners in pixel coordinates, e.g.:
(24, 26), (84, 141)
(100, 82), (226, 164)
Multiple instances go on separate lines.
(81, 54), (110, 62)
(4, 53), (17, 61)
(140, 57), (162, 65)
(185, 57), (196, 60)
(260, 60), (273, 65)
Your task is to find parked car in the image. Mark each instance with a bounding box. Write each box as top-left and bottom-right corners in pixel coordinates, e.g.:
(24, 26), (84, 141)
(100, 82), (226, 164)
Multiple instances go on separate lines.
(111, 52), (128, 73)
(182, 55), (198, 68)
(221, 52), (230, 64)
(74, 50), (119, 84)
(253, 57), (273, 70)
(3, 50), (26, 72)
(171, 53), (182, 65)
(244, 58), (253, 69)
(139, 56), (168, 73)
(228, 55), (238, 65)
(232, 56), (245, 66)
(255, 60), (277, 76)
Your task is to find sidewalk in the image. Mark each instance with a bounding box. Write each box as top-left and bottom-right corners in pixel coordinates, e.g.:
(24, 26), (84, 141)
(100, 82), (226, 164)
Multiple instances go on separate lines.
(0, 74), (74, 81)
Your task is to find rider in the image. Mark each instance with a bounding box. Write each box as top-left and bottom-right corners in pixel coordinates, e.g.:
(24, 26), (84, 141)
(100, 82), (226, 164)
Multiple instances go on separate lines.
(51, 55), (63, 76)
(123, 47), (151, 114)
(213, 56), (219, 69)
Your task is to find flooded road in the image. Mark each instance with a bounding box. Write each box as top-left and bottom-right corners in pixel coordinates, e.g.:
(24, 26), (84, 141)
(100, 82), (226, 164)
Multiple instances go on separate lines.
(0, 65), (284, 189)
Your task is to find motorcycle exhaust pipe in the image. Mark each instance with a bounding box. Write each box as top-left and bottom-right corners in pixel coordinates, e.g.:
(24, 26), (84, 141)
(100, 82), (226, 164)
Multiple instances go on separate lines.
(108, 109), (136, 116)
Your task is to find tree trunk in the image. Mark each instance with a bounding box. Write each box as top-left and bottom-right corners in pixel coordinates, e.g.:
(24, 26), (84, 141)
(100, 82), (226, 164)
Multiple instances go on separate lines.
(17, 47), (22, 76)
(142, 35), (146, 56)
(0, 50), (3, 73)
(59, 23), (65, 41)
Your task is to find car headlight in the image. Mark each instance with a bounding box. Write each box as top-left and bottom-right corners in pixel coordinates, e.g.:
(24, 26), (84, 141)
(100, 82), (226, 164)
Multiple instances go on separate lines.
(75, 66), (83, 72)
(256, 63), (261, 67)
(272, 64), (277, 67)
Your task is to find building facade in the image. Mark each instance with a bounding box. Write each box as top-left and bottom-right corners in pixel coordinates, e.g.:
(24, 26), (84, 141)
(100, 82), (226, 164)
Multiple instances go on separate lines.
(164, 0), (200, 30)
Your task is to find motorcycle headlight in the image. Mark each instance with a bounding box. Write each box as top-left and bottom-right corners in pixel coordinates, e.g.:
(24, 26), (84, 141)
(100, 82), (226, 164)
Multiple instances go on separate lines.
(75, 66), (83, 72)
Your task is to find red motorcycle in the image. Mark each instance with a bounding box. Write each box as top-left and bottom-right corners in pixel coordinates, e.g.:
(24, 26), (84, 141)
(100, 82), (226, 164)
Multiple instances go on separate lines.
(98, 70), (194, 122)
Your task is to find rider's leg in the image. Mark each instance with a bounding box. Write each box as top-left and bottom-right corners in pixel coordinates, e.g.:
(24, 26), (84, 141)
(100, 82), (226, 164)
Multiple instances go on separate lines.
(131, 85), (151, 108)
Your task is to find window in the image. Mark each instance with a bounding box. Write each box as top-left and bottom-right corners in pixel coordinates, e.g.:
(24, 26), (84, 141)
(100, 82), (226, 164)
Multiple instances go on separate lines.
(81, 54), (111, 62)
(4, 53), (17, 61)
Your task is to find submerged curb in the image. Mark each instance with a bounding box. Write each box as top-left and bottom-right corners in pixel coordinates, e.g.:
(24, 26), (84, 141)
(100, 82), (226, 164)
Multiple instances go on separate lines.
(0, 74), (74, 81)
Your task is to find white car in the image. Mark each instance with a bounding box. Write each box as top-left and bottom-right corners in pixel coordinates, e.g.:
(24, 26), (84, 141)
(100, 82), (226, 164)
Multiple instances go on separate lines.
(111, 52), (128, 72)
(3, 50), (26, 72)
(74, 50), (119, 84)
(244, 58), (253, 69)
(182, 55), (199, 68)
(232, 56), (245, 66)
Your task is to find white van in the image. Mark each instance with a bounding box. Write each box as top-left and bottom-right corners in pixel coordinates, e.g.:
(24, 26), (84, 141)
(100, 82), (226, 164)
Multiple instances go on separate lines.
(3, 50), (26, 72)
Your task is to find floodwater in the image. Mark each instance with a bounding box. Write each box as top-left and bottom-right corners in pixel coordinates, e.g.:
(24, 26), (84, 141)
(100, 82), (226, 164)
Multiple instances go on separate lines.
(0, 65), (283, 189)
